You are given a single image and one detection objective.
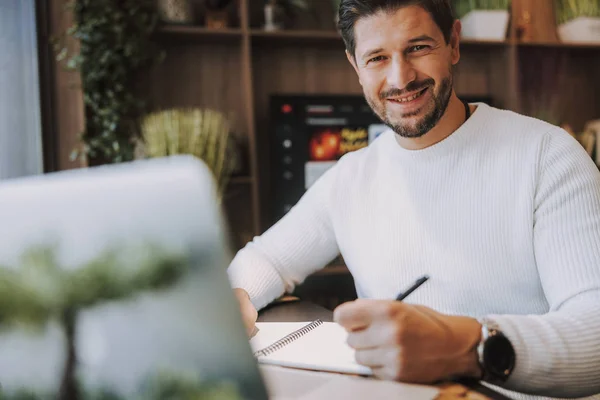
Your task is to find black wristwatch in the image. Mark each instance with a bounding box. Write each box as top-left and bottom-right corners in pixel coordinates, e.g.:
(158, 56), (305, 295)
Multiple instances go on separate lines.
(477, 318), (516, 383)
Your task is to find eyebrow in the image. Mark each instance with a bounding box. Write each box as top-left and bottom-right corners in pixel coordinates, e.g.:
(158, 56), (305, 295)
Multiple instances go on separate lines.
(360, 35), (437, 60)
(408, 35), (436, 43)
(361, 47), (384, 60)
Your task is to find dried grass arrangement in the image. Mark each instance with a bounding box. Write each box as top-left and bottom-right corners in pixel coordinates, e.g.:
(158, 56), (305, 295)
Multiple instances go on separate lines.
(139, 108), (237, 198)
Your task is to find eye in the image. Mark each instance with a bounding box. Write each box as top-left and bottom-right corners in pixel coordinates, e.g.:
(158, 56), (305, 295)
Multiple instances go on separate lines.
(367, 55), (386, 64)
(409, 45), (430, 53)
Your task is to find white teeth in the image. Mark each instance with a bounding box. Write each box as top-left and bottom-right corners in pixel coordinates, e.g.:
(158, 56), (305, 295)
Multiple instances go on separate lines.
(391, 89), (425, 103)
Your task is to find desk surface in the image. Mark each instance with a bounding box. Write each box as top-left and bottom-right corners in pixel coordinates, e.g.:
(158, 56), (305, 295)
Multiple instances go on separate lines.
(258, 298), (512, 400)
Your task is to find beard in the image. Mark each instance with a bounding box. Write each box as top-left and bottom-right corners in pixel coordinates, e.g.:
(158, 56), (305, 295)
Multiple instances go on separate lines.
(365, 74), (453, 138)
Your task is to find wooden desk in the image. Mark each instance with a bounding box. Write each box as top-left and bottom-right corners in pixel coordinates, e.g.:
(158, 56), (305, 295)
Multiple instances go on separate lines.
(258, 298), (511, 400)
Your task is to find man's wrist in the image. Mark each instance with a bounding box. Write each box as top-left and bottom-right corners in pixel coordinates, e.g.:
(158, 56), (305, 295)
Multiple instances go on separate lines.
(447, 316), (484, 379)
(233, 287), (251, 301)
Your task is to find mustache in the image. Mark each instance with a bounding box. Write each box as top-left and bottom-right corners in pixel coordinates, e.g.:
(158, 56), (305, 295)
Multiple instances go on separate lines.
(380, 79), (435, 99)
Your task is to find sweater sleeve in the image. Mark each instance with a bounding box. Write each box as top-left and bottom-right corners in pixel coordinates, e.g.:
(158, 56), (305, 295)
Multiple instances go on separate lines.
(487, 128), (600, 398)
(226, 163), (341, 310)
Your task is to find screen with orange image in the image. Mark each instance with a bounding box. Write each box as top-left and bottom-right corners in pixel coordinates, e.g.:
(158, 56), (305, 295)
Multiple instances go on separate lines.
(308, 127), (369, 162)
(305, 126), (372, 189)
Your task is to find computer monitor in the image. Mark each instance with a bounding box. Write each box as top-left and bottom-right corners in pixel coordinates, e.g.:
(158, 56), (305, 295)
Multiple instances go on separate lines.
(0, 156), (268, 399)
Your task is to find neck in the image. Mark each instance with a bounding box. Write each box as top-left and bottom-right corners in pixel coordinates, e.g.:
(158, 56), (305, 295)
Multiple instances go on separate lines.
(394, 92), (470, 151)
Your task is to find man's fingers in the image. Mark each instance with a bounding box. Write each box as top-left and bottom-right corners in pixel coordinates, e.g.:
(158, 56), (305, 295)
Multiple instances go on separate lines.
(371, 366), (400, 381)
(334, 302), (372, 331)
(245, 321), (256, 337)
(346, 321), (392, 349)
(243, 303), (258, 336)
(354, 347), (396, 368)
(233, 288), (258, 337)
(334, 299), (403, 331)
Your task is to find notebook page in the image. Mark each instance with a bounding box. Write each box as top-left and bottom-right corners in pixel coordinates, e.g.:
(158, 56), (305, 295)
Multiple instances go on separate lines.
(250, 322), (311, 354)
(253, 322), (372, 376)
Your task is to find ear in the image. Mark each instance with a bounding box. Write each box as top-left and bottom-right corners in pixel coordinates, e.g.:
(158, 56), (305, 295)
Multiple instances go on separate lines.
(346, 50), (362, 86)
(450, 19), (461, 66)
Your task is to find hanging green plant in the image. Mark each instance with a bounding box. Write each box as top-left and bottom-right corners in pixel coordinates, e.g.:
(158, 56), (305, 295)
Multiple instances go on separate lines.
(55, 0), (164, 165)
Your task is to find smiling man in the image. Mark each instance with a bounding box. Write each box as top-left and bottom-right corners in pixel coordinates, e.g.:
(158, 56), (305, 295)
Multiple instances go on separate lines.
(227, 1), (600, 399)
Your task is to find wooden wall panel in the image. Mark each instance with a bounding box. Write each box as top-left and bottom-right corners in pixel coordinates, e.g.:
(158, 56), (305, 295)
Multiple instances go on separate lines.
(488, 46), (518, 111)
(48, 0), (85, 170)
(223, 184), (255, 251)
(519, 47), (600, 131)
(252, 44), (358, 98)
(454, 46), (514, 111)
(140, 43), (247, 144)
(454, 48), (493, 98)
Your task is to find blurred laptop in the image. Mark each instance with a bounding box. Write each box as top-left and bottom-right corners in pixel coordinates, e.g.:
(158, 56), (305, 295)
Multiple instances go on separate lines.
(0, 156), (269, 398)
(0, 156), (437, 399)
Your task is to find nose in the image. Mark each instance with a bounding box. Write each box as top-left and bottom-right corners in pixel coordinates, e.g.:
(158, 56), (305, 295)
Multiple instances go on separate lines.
(387, 55), (416, 91)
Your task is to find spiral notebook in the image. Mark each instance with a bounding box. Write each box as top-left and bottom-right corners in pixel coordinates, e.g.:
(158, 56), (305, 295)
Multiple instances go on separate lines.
(249, 320), (372, 376)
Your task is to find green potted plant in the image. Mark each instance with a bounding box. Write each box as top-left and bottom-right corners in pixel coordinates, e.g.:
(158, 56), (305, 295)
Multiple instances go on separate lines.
(138, 108), (239, 199)
(453, 0), (510, 40)
(56, 0), (163, 166)
(555, 0), (600, 43)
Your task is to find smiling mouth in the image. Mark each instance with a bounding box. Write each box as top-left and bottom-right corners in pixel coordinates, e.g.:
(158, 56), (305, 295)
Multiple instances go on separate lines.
(387, 87), (428, 103)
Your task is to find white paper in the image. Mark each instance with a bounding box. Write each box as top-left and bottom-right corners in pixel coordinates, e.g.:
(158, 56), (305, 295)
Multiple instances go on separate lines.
(250, 322), (372, 376)
(250, 322), (311, 354)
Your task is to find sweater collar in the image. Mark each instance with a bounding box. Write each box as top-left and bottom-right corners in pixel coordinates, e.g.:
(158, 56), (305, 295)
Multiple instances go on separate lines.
(380, 102), (489, 161)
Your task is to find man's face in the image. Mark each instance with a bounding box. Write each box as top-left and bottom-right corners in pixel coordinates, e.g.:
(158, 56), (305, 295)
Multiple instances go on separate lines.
(348, 6), (460, 138)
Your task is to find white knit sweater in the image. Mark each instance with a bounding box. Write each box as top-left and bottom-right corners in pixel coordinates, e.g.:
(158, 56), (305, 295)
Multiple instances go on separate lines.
(227, 103), (600, 400)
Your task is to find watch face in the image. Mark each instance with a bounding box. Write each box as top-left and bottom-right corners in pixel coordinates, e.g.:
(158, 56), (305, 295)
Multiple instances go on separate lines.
(484, 333), (516, 381)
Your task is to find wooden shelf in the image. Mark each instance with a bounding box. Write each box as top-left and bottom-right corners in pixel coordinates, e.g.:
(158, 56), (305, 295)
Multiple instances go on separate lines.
(250, 29), (343, 44)
(460, 38), (511, 47)
(516, 40), (600, 49)
(155, 25), (243, 43)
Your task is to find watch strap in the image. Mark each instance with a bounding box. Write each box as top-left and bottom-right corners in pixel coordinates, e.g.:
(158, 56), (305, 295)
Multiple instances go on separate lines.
(477, 317), (515, 383)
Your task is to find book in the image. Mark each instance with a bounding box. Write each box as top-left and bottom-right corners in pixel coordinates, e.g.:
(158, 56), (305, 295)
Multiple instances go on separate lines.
(249, 320), (373, 376)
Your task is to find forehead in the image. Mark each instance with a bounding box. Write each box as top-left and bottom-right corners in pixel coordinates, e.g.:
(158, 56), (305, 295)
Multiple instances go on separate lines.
(353, 6), (442, 55)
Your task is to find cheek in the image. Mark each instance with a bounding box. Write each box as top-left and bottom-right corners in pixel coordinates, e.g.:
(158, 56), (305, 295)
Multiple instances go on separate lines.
(422, 54), (452, 79)
(359, 71), (385, 97)
(411, 59), (439, 79)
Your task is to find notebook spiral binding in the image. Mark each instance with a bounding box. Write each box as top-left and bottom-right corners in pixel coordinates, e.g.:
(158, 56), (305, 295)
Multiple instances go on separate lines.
(253, 319), (324, 358)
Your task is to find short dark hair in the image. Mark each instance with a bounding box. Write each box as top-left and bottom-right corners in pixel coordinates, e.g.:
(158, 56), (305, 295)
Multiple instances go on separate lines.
(337, 0), (456, 58)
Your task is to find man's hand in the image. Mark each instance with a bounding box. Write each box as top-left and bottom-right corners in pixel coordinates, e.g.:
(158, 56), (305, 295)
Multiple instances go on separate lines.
(234, 288), (258, 337)
(333, 299), (482, 384)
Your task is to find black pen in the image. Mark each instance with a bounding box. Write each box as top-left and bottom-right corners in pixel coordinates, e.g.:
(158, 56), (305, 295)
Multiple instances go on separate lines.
(395, 275), (429, 301)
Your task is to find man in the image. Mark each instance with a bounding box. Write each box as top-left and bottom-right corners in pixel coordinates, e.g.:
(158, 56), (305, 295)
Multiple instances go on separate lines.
(227, 1), (600, 399)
